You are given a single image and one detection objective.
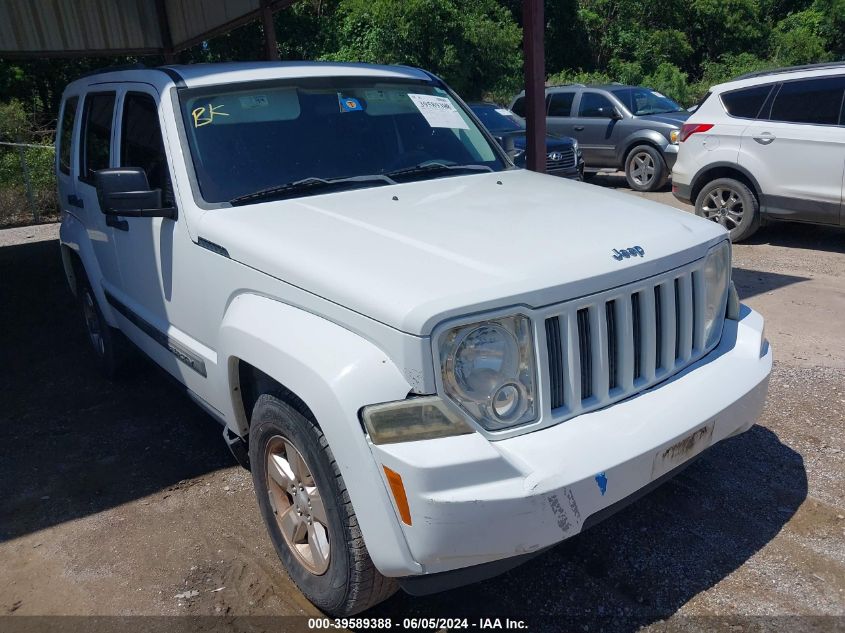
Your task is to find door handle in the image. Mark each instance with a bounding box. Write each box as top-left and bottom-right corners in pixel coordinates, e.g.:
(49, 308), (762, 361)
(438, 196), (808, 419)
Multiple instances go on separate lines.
(67, 194), (84, 208)
(106, 215), (129, 231)
(574, 126), (585, 131)
(753, 132), (776, 145)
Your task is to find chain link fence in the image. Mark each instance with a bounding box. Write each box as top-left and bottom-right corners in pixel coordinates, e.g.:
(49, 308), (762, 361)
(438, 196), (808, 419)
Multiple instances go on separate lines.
(0, 139), (58, 228)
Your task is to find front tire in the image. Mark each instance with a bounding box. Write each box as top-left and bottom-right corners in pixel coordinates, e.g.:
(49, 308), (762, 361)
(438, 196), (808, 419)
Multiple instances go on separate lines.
(624, 145), (667, 192)
(249, 394), (397, 615)
(694, 177), (760, 242)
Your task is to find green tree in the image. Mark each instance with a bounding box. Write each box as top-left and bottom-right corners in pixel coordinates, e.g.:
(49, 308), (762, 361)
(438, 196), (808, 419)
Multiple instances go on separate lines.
(323, 0), (523, 99)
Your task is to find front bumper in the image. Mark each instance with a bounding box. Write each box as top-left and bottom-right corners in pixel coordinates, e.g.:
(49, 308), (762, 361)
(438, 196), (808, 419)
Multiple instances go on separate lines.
(548, 158), (585, 181)
(663, 143), (679, 169)
(370, 306), (770, 579)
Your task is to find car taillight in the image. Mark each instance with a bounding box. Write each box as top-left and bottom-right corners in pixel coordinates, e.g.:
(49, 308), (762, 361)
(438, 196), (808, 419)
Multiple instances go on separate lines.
(679, 123), (714, 142)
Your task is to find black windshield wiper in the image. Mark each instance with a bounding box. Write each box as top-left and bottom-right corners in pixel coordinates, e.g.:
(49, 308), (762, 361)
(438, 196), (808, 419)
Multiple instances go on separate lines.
(229, 174), (397, 206)
(386, 162), (494, 180)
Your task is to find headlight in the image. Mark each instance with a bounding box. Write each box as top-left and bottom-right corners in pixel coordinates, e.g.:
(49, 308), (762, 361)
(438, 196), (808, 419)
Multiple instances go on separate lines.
(669, 129), (680, 144)
(702, 240), (731, 348)
(438, 315), (537, 431)
(572, 139), (580, 154)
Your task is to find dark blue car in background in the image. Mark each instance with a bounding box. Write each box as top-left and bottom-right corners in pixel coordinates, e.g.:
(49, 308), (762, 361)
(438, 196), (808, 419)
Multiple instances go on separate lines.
(469, 102), (584, 180)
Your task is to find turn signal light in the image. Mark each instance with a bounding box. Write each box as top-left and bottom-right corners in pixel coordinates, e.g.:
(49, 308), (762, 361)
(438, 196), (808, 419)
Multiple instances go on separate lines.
(679, 123), (714, 142)
(383, 466), (412, 526)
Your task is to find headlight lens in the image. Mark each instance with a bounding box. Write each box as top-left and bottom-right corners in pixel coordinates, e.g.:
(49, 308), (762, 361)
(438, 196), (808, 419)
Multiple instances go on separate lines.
(439, 315), (537, 431)
(703, 240), (731, 349)
(362, 396), (474, 445)
(670, 129), (680, 144)
(572, 139), (580, 154)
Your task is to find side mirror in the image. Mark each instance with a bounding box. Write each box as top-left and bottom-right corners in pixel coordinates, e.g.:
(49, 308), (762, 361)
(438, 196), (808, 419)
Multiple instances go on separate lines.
(611, 109), (624, 120)
(94, 168), (176, 219)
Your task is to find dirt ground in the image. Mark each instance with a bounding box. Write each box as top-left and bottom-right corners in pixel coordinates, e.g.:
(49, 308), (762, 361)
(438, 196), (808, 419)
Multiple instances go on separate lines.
(1, 180), (843, 632)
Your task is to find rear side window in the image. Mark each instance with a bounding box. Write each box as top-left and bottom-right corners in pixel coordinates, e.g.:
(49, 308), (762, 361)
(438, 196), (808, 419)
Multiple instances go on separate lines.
(720, 84), (773, 119)
(121, 92), (172, 201)
(58, 97), (78, 175)
(511, 97), (525, 117)
(548, 92), (574, 117)
(80, 92), (116, 181)
(578, 92), (615, 118)
(769, 77), (845, 125)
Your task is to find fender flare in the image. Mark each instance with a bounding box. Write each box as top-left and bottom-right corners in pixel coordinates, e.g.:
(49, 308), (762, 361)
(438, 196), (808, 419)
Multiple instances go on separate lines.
(218, 293), (423, 576)
(617, 131), (670, 165)
(689, 161), (764, 203)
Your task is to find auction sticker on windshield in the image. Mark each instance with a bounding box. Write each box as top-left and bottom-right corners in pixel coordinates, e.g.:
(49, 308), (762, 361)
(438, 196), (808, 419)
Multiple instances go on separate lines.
(408, 94), (469, 130)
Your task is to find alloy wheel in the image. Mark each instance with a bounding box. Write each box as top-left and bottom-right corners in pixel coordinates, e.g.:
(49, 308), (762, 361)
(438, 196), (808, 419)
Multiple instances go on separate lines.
(701, 186), (744, 230)
(265, 436), (331, 575)
(630, 151), (656, 187)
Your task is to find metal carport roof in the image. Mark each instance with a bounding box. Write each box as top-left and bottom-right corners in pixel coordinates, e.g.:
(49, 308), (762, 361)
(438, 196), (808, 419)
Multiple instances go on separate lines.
(0, 0), (294, 60)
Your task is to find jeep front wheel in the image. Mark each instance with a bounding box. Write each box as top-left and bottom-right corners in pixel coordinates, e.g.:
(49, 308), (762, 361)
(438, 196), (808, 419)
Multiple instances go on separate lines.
(249, 394), (397, 615)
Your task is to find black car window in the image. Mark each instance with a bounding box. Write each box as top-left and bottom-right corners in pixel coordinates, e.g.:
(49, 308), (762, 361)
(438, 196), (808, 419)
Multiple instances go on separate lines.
(80, 92), (115, 182)
(578, 92), (615, 118)
(548, 92), (574, 117)
(610, 88), (683, 115)
(58, 96), (78, 175)
(769, 77), (845, 126)
(720, 84), (773, 119)
(511, 96), (526, 117)
(121, 92), (173, 203)
(469, 105), (524, 132)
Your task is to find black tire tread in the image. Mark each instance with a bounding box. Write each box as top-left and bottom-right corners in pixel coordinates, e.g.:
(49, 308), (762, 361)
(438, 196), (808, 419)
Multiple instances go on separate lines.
(251, 394), (397, 615)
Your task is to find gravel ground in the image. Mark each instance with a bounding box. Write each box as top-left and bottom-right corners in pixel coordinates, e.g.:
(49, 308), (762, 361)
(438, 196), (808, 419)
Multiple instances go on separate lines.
(0, 181), (843, 632)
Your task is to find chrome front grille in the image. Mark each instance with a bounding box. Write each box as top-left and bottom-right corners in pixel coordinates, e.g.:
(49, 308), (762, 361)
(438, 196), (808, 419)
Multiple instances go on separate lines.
(546, 148), (576, 170)
(542, 261), (708, 420)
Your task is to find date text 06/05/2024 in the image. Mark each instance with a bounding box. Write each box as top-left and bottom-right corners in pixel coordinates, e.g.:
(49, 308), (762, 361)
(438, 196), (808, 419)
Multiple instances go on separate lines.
(307, 617), (529, 629)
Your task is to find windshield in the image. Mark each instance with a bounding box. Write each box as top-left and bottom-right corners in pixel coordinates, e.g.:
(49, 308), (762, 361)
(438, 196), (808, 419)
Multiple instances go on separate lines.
(469, 104), (525, 133)
(179, 78), (505, 204)
(611, 88), (684, 115)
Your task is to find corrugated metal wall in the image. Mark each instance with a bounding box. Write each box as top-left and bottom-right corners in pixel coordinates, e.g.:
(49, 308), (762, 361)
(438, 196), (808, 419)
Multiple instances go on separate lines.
(0, 0), (164, 54)
(164, 0), (260, 49)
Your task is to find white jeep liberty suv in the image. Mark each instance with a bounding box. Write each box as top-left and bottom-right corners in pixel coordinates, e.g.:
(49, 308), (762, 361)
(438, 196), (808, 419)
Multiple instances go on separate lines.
(57, 62), (772, 615)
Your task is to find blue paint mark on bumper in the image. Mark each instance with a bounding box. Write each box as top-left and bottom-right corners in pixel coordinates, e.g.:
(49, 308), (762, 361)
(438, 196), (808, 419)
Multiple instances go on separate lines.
(595, 472), (608, 496)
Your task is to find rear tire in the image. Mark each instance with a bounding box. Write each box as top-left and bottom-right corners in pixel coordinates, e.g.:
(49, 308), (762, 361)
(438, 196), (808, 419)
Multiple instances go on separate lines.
(694, 177), (760, 242)
(624, 145), (667, 192)
(76, 273), (128, 379)
(249, 394), (397, 615)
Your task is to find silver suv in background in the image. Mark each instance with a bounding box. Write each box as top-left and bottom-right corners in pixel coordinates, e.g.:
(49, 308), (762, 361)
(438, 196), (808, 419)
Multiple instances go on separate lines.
(672, 62), (845, 242)
(510, 85), (689, 192)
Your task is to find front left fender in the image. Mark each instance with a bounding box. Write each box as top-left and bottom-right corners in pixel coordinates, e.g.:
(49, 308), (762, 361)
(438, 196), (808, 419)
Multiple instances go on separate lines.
(616, 129), (671, 164)
(217, 292), (423, 576)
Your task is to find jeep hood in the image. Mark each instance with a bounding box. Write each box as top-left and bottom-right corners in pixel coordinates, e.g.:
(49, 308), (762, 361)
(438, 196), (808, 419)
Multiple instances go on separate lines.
(197, 170), (726, 335)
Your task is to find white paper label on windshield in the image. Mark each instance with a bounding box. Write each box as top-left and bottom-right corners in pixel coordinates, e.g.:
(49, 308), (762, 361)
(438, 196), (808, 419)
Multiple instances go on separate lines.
(408, 94), (469, 129)
(495, 108), (513, 116)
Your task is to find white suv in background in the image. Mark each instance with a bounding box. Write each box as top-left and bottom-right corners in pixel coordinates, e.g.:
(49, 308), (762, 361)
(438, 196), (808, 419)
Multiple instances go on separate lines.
(672, 62), (845, 241)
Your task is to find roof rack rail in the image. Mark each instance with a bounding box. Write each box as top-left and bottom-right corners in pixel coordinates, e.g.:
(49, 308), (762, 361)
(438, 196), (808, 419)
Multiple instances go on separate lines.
(735, 61), (845, 81)
(78, 62), (147, 79)
(546, 83), (585, 88)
